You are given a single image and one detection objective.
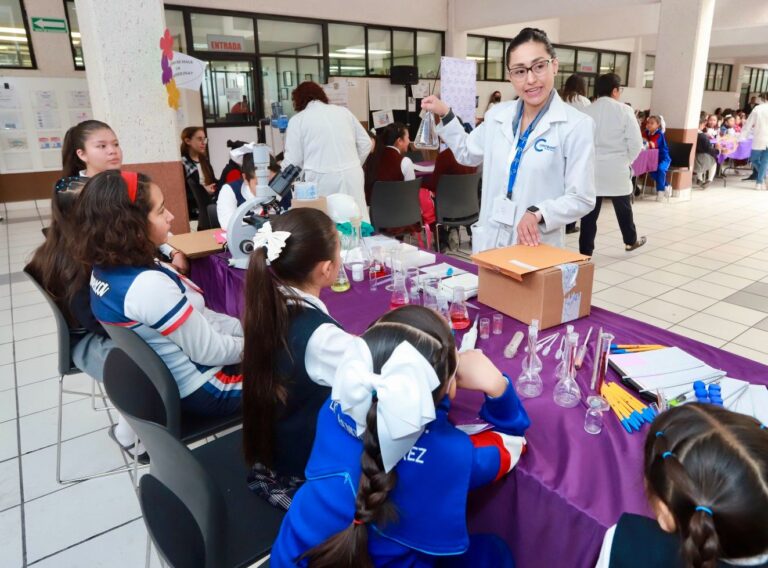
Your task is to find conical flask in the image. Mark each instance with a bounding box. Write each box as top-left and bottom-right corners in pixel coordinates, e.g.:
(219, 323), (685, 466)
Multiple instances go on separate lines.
(342, 217), (372, 273)
(413, 110), (440, 150)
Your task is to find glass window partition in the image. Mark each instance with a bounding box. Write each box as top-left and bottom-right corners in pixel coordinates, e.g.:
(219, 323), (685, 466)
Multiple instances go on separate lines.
(191, 13), (255, 53)
(258, 19), (322, 56)
(329, 23), (366, 76)
(0, 0), (33, 68)
(417, 31), (441, 78)
(201, 60), (257, 124)
(393, 30), (414, 67)
(367, 28), (391, 75)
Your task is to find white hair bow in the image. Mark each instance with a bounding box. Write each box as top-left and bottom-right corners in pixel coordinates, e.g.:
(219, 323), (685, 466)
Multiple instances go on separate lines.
(331, 338), (440, 473)
(253, 221), (291, 263)
(230, 142), (258, 166)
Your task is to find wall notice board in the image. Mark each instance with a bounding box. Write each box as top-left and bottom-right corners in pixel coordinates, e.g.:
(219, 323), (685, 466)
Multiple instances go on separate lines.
(0, 76), (93, 174)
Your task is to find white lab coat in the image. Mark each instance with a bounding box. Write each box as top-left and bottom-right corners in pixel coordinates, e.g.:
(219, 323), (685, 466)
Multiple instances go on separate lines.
(283, 100), (372, 221)
(582, 97), (643, 197)
(437, 91), (596, 252)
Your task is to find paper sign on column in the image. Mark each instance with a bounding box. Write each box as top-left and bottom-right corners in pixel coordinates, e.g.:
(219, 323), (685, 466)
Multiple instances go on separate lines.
(170, 51), (207, 90)
(440, 56), (477, 126)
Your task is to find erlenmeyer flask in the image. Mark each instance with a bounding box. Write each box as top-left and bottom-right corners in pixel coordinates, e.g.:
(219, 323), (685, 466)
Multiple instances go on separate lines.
(389, 274), (410, 310)
(331, 265), (351, 293)
(449, 287), (470, 330)
(516, 322), (543, 399)
(554, 332), (582, 408)
(342, 217), (372, 274)
(413, 110), (440, 150)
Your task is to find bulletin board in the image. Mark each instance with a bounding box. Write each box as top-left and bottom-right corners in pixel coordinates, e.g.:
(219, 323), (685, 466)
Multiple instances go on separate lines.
(0, 76), (93, 174)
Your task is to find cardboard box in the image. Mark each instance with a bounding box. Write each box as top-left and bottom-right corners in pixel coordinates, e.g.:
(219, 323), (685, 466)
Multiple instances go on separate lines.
(471, 244), (594, 330)
(291, 196), (328, 214)
(167, 229), (224, 259)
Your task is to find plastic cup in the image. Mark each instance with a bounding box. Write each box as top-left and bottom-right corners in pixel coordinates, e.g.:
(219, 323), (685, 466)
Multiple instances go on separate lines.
(479, 317), (491, 340)
(492, 313), (503, 335)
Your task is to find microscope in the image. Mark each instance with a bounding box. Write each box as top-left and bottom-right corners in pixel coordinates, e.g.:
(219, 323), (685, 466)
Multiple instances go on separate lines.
(226, 144), (301, 269)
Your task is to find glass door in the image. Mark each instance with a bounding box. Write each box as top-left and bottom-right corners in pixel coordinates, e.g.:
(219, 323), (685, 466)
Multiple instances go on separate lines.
(201, 60), (259, 124)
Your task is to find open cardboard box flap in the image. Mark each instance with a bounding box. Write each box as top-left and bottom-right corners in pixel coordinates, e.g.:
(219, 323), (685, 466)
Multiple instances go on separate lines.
(168, 229), (223, 259)
(471, 244), (590, 282)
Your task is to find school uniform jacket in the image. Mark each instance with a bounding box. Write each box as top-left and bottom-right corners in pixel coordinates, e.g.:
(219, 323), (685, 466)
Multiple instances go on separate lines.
(89, 262), (243, 398)
(270, 380), (530, 567)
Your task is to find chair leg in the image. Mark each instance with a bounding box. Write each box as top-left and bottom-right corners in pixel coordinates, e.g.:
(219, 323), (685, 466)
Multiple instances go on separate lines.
(56, 375), (65, 484)
(91, 380), (114, 412)
(434, 224), (440, 252)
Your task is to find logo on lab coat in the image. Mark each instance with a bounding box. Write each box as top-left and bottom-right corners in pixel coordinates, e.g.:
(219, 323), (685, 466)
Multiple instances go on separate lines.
(533, 138), (556, 152)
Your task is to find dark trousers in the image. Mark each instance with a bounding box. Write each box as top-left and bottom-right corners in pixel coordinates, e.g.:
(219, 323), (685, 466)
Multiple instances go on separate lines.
(579, 195), (637, 256)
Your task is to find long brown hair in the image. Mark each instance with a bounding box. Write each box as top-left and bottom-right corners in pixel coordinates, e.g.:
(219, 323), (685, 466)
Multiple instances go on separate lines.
(61, 120), (114, 178)
(645, 404), (768, 568)
(75, 170), (157, 268)
(365, 122), (408, 197)
(26, 180), (88, 322)
(180, 126), (216, 186)
(291, 81), (329, 112)
(241, 208), (339, 468)
(302, 305), (458, 568)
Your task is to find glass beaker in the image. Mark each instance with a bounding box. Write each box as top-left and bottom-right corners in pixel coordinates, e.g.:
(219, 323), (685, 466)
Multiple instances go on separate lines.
(413, 110), (440, 150)
(331, 264), (351, 293)
(554, 332), (582, 408)
(516, 322), (543, 398)
(449, 286), (470, 330)
(422, 276), (440, 311)
(370, 245), (387, 279)
(389, 273), (410, 310)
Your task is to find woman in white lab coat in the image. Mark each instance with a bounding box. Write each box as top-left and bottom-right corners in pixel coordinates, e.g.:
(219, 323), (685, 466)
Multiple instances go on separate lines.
(580, 73), (646, 256)
(422, 27), (596, 252)
(282, 82), (372, 221)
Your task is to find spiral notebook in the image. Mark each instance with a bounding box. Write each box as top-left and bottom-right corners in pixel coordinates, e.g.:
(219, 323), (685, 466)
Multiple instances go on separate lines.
(608, 347), (726, 392)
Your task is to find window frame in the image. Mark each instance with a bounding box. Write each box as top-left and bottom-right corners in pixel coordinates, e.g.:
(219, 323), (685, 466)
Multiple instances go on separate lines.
(1, 0), (37, 69)
(62, 0), (82, 70)
(704, 62), (733, 92)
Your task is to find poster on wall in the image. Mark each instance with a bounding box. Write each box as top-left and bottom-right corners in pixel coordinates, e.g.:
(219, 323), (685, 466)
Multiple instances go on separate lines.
(34, 110), (60, 129)
(439, 57), (477, 126)
(0, 84), (19, 109)
(371, 109), (394, 128)
(69, 109), (92, 125)
(170, 51), (207, 90)
(33, 90), (58, 109)
(67, 89), (91, 108)
(0, 110), (23, 129)
(0, 132), (28, 151)
(323, 80), (349, 107)
(369, 80), (405, 111)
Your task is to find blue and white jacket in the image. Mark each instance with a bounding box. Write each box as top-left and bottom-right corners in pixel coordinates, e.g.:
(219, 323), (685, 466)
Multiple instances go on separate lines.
(89, 261), (243, 398)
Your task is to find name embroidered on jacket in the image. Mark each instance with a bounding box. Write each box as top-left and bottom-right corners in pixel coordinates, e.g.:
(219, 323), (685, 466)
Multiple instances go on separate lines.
(534, 137), (557, 152)
(403, 446), (427, 464)
(90, 273), (110, 297)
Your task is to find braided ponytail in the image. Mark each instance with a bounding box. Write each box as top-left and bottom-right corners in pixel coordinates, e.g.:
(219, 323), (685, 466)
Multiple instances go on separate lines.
(683, 509), (720, 568)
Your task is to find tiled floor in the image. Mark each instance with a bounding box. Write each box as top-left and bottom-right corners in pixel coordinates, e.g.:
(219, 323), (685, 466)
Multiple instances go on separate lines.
(2, 177), (768, 566)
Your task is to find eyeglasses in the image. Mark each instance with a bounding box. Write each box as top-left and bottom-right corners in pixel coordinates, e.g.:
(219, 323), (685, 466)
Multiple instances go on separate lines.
(193, 137), (208, 143)
(507, 59), (554, 81)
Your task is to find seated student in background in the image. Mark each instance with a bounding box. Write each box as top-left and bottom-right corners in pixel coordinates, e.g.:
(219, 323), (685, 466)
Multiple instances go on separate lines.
(704, 114), (719, 139)
(216, 145), (280, 230)
(76, 170), (244, 417)
(216, 139), (248, 193)
(271, 305), (530, 567)
(241, 208), (353, 510)
(719, 114), (737, 136)
(643, 115), (671, 201)
(694, 117), (719, 189)
(596, 403), (768, 568)
(180, 126), (217, 219)
(426, 142), (478, 251)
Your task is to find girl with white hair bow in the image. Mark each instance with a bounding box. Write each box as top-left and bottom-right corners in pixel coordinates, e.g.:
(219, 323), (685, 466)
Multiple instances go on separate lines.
(270, 305), (531, 568)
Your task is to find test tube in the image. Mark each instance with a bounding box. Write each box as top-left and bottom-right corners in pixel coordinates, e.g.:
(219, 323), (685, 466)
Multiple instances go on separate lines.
(479, 317), (491, 340)
(492, 313), (504, 335)
(591, 332), (615, 394)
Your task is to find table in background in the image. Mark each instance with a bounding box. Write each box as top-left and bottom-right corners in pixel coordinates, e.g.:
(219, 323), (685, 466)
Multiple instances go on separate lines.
(631, 148), (658, 176)
(718, 138), (753, 165)
(191, 253), (768, 568)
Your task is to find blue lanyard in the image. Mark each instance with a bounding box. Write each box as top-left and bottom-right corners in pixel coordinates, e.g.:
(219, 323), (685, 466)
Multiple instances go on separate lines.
(506, 90), (555, 199)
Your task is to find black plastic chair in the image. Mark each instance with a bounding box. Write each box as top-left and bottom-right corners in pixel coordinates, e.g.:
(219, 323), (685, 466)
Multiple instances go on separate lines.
(104, 350), (284, 568)
(433, 173), (481, 252)
(207, 203), (220, 229)
(23, 268), (130, 484)
(103, 326), (242, 443)
(370, 178), (423, 234)
(187, 180), (213, 230)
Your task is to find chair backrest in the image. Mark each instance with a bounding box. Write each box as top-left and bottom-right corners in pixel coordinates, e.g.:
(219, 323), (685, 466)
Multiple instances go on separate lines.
(187, 180), (212, 230)
(139, 474), (206, 568)
(126, 412), (228, 566)
(668, 142), (694, 169)
(370, 178), (423, 230)
(206, 203), (220, 229)
(435, 173), (481, 223)
(103, 326), (182, 436)
(103, 348), (168, 429)
(23, 268), (75, 376)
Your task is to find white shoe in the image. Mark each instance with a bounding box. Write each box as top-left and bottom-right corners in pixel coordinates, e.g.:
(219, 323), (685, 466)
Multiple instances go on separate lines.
(756, 182), (766, 191)
(656, 193), (665, 202)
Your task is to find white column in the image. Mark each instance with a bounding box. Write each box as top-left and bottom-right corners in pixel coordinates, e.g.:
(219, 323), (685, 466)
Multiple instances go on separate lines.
(649, 0), (715, 195)
(445, 0), (467, 58)
(75, 0), (189, 231)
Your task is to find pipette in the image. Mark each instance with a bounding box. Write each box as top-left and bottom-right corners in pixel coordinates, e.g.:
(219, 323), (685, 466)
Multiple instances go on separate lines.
(459, 315), (479, 352)
(542, 332), (560, 356)
(575, 326), (593, 369)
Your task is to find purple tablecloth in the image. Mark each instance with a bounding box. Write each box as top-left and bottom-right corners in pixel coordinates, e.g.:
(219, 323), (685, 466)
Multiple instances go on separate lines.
(717, 138), (753, 164)
(191, 253), (768, 568)
(631, 148), (658, 176)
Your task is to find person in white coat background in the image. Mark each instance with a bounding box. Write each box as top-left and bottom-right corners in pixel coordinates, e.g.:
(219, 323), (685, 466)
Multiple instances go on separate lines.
(579, 73), (646, 256)
(421, 27), (596, 252)
(282, 82), (372, 221)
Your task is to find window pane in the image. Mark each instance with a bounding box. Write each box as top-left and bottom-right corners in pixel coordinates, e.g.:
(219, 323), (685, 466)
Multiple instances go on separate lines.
(706, 64), (716, 91)
(329, 23), (365, 76)
(557, 48), (576, 75)
(367, 28), (391, 75)
(298, 58), (323, 87)
(467, 36), (485, 81)
(644, 55), (654, 88)
(0, 0), (32, 67)
(202, 60), (257, 124)
(486, 39), (504, 81)
(191, 13), (255, 53)
(714, 65), (724, 91)
(722, 65), (731, 91)
(614, 53), (629, 85)
(417, 31), (441, 78)
(576, 50), (598, 74)
(66, 1), (83, 68)
(599, 52), (615, 75)
(258, 19), (322, 56)
(164, 9), (186, 53)
(393, 30), (414, 67)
